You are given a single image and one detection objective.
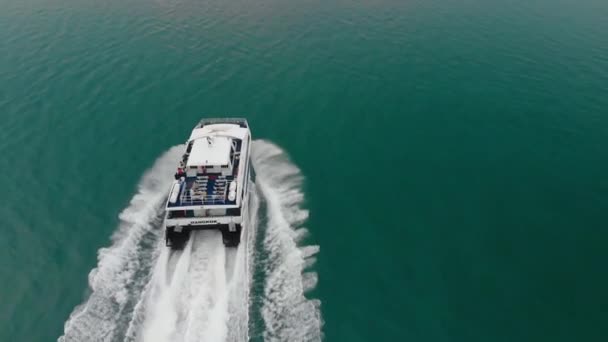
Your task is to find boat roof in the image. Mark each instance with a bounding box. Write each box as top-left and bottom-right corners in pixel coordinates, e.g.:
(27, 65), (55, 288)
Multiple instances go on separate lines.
(187, 136), (231, 167)
(188, 123), (248, 142)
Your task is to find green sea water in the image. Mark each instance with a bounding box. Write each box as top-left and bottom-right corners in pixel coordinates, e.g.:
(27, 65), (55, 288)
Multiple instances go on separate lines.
(2, 0), (608, 341)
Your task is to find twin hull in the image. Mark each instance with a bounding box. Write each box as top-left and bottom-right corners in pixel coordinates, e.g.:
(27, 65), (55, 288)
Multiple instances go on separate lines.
(165, 192), (250, 249)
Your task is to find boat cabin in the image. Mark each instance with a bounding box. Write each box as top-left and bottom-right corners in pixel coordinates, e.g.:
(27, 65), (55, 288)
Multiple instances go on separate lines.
(167, 122), (249, 210)
(186, 136), (236, 177)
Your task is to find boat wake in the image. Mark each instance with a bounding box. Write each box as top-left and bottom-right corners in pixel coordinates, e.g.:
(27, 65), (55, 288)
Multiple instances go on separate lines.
(59, 145), (184, 342)
(60, 140), (321, 342)
(251, 140), (323, 342)
(126, 188), (258, 342)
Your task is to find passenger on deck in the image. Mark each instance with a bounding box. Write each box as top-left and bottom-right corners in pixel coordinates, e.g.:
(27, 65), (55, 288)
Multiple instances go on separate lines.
(174, 168), (186, 180)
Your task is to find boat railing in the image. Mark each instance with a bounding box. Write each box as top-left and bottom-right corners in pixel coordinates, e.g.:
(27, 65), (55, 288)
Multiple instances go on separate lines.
(199, 118), (248, 128)
(179, 191), (230, 206)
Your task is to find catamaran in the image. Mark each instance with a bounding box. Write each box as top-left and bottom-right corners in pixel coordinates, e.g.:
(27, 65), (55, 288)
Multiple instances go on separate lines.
(164, 118), (252, 249)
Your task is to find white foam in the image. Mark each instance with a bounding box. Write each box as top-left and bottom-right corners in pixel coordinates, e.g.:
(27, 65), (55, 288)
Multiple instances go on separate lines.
(133, 183), (259, 342)
(136, 231), (245, 342)
(61, 139), (312, 342)
(141, 237), (194, 342)
(59, 145), (184, 342)
(226, 185), (259, 342)
(251, 140), (323, 342)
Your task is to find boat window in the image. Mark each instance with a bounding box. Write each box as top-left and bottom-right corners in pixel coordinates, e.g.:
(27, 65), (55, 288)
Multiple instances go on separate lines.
(168, 210), (185, 219)
(168, 210), (194, 218)
(226, 208), (241, 216)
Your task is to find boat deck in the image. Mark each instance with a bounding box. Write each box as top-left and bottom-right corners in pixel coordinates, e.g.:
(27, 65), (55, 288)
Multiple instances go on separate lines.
(168, 174), (237, 207)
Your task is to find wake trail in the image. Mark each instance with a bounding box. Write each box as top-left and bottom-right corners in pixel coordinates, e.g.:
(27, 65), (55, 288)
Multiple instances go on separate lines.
(61, 139), (312, 342)
(59, 146), (184, 342)
(251, 140), (323, 342)
(130, 184), (259, 342)
(226, 185), (259, 342)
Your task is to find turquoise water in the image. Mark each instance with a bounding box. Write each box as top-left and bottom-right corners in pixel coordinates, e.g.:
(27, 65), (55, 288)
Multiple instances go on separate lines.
(2, 0), (608, 340)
